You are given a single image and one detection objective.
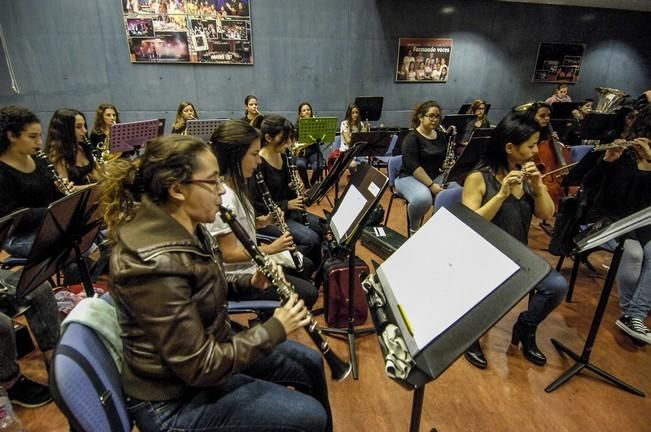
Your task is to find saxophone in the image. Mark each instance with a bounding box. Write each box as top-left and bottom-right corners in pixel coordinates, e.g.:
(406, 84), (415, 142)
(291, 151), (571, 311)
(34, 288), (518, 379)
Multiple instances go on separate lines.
(439, 125), (457, 188)
(95, 122), (121, 162)
(33, 150), (74, 195)
(219, 206), (352, 381)
(253, 169), (304, 274)
(285, 149), (310, 227)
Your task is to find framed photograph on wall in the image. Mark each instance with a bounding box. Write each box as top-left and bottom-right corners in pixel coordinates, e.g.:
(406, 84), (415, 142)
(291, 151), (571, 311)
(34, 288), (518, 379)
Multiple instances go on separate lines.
(395, 38), (453, 83)
(532, 42), (585, 83)
(122, 0), (253, 65)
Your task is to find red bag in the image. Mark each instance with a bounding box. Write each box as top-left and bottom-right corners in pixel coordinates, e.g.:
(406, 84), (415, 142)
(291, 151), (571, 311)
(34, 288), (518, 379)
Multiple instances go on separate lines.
(323, 257), (369, 328)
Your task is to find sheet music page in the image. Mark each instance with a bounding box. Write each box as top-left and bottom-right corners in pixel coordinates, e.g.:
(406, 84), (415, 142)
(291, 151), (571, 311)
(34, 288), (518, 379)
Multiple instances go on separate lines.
(331, 185), (365, 242)
(378, 207), (519, 350)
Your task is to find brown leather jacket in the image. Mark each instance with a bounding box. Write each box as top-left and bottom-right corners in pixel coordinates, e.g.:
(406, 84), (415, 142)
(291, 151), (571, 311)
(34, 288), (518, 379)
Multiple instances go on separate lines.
(110, 198), (286, 401)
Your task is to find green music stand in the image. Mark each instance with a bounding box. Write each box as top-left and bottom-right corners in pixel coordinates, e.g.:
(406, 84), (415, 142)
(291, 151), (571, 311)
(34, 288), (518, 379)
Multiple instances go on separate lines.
(298, 117), (338, 144)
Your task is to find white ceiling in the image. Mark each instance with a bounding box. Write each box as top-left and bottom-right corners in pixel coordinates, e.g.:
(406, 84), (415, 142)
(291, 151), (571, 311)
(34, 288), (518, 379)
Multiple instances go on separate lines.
(495, 0), (651, 12)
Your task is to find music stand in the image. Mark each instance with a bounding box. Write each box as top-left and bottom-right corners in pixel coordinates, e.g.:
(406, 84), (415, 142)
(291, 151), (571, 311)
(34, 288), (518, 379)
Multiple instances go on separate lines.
(110, 119), (162, 156)
(321, 164), (389, 379)
(186, 118), (227, 142)
(545, 207), (650, 397)
(550, 102), (580, 119)
(0, 209), (30, 297)
(458, 103), (491, 115)
(14, 186), (102, 300)
(444, 136), (491, 186)
(441, 114), (477, 146)
(305, 142), (368, 207)
(579, 112), (617, 142)
(354, 96), (383, 125)
(350, 131), (395, 157)
(298, 117), (338, 185)
(363, 203), (551, 432)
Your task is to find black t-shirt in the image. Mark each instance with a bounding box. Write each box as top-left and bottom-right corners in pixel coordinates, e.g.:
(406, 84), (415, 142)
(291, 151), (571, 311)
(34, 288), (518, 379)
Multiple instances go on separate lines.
(0, 156), (62, 218)
(251, 157), (297, 215)
(480, 168), (535, 245)
(399, 130), (447, 180)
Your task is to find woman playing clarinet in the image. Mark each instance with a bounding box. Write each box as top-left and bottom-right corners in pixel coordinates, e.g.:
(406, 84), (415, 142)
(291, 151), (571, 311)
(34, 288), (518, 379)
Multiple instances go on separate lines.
(102, 134), (332, 432)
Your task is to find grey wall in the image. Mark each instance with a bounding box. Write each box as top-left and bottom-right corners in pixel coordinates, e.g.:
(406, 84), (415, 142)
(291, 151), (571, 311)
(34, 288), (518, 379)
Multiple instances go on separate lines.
(0, 0), (649, 129)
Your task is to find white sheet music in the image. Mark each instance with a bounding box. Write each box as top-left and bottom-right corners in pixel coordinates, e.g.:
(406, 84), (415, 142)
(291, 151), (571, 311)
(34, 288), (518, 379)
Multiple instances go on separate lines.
(378, 207), (519, 351)
(331, 185), (365, 242)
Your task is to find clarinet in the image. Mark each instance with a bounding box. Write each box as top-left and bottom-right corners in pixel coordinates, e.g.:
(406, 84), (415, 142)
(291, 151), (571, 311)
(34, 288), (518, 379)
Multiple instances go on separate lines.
(253, 169), (304, 274)
(219, 206), (352, 382)
(34, 150), (74, 195)
(439, 125), (457, 188)
(285, 150), (310, 227)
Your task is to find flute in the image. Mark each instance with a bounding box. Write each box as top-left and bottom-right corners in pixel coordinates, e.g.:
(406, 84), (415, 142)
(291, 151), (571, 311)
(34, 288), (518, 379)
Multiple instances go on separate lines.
(253, 169), (304, 274)
(34, 150), (74, 195)
(219, 206), (352, 381)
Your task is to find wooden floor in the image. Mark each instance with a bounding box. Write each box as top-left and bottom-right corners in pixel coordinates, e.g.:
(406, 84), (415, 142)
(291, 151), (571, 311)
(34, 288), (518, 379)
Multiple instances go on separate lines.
(13, 181), (651, 432)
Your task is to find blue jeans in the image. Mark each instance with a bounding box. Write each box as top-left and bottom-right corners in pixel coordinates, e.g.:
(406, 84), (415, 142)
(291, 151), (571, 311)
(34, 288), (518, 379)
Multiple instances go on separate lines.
(259, 212), (323, 269)
(616, 239), (651, 319)
(394, 175), (458, 231)
(0, 271), (60, 383)
(519, 269), (569, 327)
(126, 340), (332, 432)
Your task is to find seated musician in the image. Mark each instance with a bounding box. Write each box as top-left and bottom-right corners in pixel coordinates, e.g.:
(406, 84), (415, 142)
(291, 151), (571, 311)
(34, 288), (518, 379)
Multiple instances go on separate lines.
(469, 99), (491, 128)
(170, 100), (197, 134)
(462, 112), (569, 369)
(45, 108), (98, 185)
(545, 83), (572, 105)
(207, 120), (318, 308)
(101, 134), (332, 431)
(394, 100), (459, 235)
(294, 101), (325, 188)
(89, 103), (120, 153)
(252, 114), (324, 272)
(0, 106), (64, 258)
(565, 99), (593, 146)
(581, 105), (651, 344)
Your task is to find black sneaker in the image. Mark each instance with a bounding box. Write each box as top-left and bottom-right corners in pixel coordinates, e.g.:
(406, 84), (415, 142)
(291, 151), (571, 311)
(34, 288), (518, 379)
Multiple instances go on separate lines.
(616, 315), (651, 345)
(7, 375), (53, 408)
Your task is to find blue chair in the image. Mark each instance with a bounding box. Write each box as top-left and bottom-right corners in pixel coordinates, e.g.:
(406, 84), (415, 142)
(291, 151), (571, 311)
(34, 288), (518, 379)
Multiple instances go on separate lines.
(434, 186), (463, 212)
(384, 156), (411, 236)
(50, 305), (132, 432)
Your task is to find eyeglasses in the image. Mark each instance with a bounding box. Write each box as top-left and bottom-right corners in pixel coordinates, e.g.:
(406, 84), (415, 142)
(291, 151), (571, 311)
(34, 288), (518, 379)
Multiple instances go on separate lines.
(424, 113), (441, 120)
(184, 176), (225, 192)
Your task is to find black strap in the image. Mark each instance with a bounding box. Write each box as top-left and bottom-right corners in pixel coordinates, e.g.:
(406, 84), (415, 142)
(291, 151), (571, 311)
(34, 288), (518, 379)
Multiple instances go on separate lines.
(56, 344), (125, 432)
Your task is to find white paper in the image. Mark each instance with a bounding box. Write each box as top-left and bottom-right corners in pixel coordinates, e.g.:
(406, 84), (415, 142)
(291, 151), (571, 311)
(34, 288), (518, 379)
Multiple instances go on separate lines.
(331, 185), (366, 242)
(378, 207), (519, 351)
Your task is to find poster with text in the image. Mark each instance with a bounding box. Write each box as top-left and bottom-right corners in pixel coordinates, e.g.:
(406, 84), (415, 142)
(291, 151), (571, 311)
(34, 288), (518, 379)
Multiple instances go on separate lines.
(122, 0), (253, 65)
(532, 42), (585, 83)
(396, 38), (453, 83)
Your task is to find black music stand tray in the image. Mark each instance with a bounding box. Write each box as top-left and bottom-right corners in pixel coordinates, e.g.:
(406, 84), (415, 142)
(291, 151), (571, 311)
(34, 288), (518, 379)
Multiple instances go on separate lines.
(579, 112), (616, 142)
(441, 114), (477, 146)
(305, 142), (368, 207)
(354, 96), (384, 125)
(444, 136), (491, 186)
(545, 207), (650, 397)
(14, 186), (102, 300)
(363, 203), (551, 432)
(321, 164), (389, 379)
(186, 118), (227, 142)
(0, 209), (30, 300)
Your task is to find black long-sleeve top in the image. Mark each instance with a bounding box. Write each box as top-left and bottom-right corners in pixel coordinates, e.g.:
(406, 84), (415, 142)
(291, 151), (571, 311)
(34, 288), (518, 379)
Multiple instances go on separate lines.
(398, 130), (447, 180)
(250, 157), (298, 216)
(582, 151), (651, 244)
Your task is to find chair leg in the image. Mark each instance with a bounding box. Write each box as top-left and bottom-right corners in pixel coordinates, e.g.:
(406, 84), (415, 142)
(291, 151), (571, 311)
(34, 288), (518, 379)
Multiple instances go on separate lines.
(555, 255), (565, 272)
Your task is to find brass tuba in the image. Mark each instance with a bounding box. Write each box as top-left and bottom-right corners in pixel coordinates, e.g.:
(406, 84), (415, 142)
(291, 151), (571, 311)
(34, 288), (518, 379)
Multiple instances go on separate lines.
(594, 87), (628, 113)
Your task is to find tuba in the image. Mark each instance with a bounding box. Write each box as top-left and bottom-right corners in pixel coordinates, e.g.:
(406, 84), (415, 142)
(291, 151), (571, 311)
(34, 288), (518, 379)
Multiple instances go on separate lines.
(594, 87), (628, 113)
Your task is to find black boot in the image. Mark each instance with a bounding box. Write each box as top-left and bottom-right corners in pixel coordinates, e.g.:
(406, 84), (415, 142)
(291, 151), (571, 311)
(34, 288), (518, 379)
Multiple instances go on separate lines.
(464, 340), (487, 369)
(511, 318), (546, 366)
